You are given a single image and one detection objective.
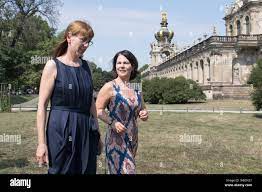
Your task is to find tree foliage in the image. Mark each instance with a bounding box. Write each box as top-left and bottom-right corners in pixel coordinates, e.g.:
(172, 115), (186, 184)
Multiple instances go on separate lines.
(248, 59), (262, 110)
(0, 0), (61, 47)
(143, 76), (206, 104)
(139, 64), (148, 73)
(143, 78), (163, 104)
(0, 0), (61, 89)
(88, 61), (113, 91)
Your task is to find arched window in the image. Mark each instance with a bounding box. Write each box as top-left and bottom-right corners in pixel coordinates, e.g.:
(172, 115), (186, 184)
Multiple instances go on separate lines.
(207, 58), (211, 81)
(237, 20), (241, 35)
(200, 60), (204, 83)
(196, 62), (199, 82)
(190, 63), (193, 79)
(245, 16), (250, 35)
(229, 25), (233, 36)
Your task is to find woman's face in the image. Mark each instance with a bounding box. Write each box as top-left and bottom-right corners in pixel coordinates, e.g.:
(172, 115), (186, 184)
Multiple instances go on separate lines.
(115, 54), (133, 81)
(68, 33), (91, 57)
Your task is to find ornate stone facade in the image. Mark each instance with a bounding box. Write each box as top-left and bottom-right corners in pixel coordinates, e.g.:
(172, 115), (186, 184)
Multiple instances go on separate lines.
(142, 0), (262, 99)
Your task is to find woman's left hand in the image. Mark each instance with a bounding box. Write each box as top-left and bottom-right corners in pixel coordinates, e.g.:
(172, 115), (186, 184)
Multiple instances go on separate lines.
(139, 109), (148, 121)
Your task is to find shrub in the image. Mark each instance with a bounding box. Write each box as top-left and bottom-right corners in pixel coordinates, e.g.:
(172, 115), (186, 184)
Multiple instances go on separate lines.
(248, 59), (262, 110)
(143, 76), (206, 104)
(0, 96), (11, 112)
(143, 78), (163, 104)
(187, 79), (206, 101)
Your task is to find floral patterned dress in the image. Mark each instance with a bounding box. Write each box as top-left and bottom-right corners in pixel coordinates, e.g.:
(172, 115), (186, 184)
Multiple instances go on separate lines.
(105, 81), (142, 174)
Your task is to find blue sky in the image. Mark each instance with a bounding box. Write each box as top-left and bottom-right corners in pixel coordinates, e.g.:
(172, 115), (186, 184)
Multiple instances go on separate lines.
(57, 0), (234, 71)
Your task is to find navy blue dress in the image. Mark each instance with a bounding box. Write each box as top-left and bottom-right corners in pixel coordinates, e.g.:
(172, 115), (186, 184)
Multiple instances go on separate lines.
(46, 58), (99, 174)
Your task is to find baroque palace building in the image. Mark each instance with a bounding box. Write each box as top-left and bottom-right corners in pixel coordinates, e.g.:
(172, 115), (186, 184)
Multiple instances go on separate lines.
(142, 0), (262, 99)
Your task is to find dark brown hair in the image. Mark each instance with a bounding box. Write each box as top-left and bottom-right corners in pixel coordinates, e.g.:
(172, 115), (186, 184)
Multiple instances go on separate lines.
(53, 20), (94, 58)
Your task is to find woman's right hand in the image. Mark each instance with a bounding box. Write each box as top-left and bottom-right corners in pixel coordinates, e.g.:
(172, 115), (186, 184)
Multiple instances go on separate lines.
(113, 121), (127, 134)
(36, 144), (49, 167)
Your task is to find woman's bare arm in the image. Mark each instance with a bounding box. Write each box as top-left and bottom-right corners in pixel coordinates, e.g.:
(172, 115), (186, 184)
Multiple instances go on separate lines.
(96, 82), (113, 125)
(36, 60), (56, 164)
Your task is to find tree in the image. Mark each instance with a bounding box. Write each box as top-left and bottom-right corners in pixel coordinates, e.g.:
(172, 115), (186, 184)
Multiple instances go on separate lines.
(102, 70), (114, 84)
(88, 61), (113, 91)
(143, 77), (164, 104)
(131, 72), (141, 83)
(0, 63), (5, 82)
(21, 15), (56, 51)
(0, 45), (31, 88)
(142, 77), (206, 104)
(92, 72), (104, 91)
(187, 79), (206, 101)
(0, 46), (6, 82)
(139, 64), (149, 72)
(162, 77), (191, 104)
(0, 0), (61, 48)
(0, 14), (62, 88)
(248, 59), (262, 110)
(0, 0), (61, 87)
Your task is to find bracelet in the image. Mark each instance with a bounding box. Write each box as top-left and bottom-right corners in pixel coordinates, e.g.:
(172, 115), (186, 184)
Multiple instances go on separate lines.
(108, 118), (114, 126)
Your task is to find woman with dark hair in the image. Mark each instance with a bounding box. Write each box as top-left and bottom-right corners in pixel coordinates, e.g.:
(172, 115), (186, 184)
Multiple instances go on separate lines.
(96, 50), (149, 174)
(36, 20), (102, 174)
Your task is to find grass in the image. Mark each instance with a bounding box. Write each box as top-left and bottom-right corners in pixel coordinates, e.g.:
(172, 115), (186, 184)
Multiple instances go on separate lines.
(0, 112), (45, 173)
(8, 97), (256, 111)
(0, 109), (261, 174)
(147, 99), (255, 111)
(135, 112), (262, 174)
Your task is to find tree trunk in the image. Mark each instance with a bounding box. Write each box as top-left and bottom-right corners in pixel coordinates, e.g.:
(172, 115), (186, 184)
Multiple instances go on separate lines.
(10, 23), (23, 48)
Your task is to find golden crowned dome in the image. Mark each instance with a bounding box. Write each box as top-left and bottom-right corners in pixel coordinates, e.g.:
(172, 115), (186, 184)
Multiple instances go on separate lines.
(154, 12), (174, 42)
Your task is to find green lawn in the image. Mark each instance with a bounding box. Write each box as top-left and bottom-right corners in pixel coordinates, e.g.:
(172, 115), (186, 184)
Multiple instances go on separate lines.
(146, 99), (255, 111)
(0, 111), (261, 174)
(135, 112), (262, 173)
